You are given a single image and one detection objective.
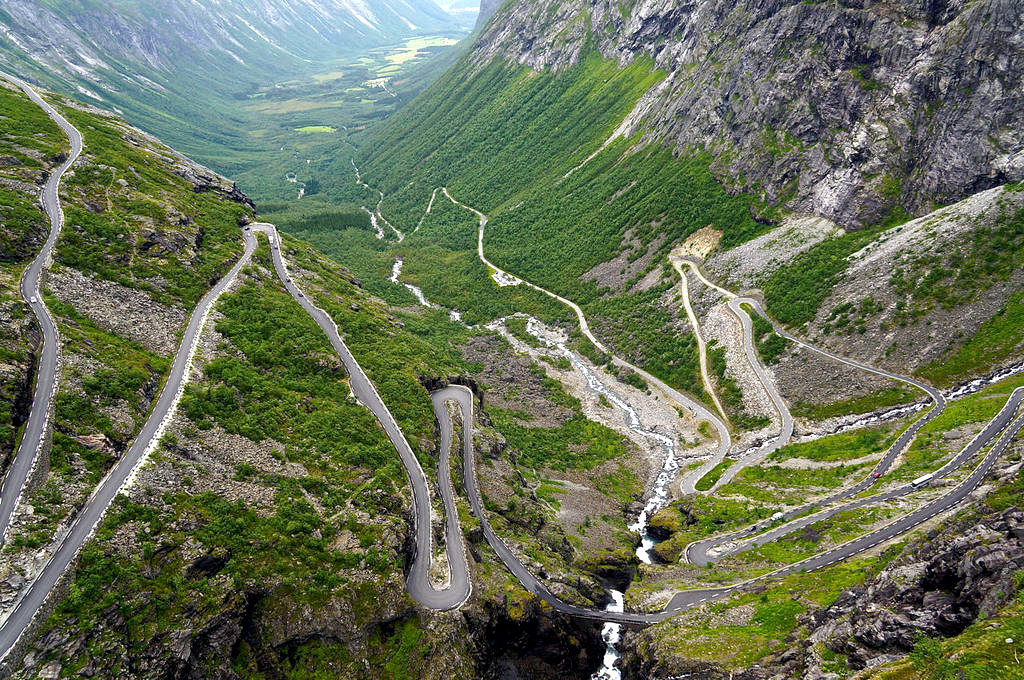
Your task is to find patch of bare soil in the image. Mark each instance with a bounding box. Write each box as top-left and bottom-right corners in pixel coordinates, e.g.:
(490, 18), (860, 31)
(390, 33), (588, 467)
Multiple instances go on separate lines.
(675, 225), (722, 260)
(49, 267), (187, 355)
(581, 226), (667, 295)
(705, 215), (841, 291)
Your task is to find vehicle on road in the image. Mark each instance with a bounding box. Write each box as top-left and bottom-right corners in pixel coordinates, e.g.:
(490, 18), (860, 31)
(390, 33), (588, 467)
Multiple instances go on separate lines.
(770, 511), (784, 522)
(911, 473), (934, 487)
(873, 472), (881, 479)
(29, 295), (36, 304)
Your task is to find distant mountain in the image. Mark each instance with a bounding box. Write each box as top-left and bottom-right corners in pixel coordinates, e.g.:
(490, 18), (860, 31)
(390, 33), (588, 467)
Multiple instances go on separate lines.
(0, 0), (463, 162)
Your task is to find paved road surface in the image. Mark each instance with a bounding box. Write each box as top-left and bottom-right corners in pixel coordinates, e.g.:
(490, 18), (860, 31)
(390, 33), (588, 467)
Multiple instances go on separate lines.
(0, 225), (257, 664)
(0, 221), (478, 665)
(668, 255), (728, 424)
(440, 187), (733, 486)
(256, 224), (467, 610)
(668, 391), (1024, 611)
(1, 145), (1016, 659)
(0, 74), (84, 544)
(689, 387), (1024, 567)
(670, 255), (796, 494)
(434, 385), (660, 625)
(679, 261), (946, 565)
(429, 191), (1006, 621)
(437, 382), (1024, 623)
(705, 296), (795, 491)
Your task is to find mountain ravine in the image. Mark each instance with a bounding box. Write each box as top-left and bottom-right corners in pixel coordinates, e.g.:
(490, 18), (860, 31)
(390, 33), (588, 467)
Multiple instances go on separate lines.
(1, 0), (1023, 678)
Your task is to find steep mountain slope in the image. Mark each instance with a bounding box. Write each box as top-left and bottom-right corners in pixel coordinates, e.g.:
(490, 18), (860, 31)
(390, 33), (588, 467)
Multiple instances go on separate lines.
(326, 53), (767, 428)
(289, 5), (1024, 676)
(337, 0), (1024, 415)
(471, 0), (1024, 229)
(0, 82), (651, 679)
(0, 78), (253, 610)
(620, 439), (1024, 679)
(2, 0), (1023, 677)
(0, 79), (65, 492)
(0, 0), (462, 166)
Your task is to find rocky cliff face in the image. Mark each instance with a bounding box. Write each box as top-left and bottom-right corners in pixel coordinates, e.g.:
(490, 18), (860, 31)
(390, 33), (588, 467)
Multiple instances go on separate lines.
(472, 0), (1024, 229)
(789, 496), (1024, 677)
(474, 0), (505, 32)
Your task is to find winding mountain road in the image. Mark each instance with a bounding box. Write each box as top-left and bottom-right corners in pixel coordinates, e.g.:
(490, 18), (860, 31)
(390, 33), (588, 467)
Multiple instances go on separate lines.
(665, 394), (1024, 613)
(0, 222), (258, 665)
(299, 200), (1016, 622)
(0, 99), (1016, 663)
(669, 254), (796, 494)
(668, 256), (729, 425)
(688, 387), (1024, 567)
(676, 261), (949, 565)
(439, 187), (733, 470)
(428, 189), (1000, 614)
(706, 296), (795, 491)
(670, 254), (798, 493)
(0, 220), (475, 665)
(257, 224), (468, 610)
(0, 74), (83, 545)
(412, 210), (1004, 620)
(435, 380), (1024, 623)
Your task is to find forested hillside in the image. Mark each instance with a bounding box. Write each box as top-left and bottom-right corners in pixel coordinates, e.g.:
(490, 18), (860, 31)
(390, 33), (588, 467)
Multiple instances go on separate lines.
(1, 0), (1023, 677)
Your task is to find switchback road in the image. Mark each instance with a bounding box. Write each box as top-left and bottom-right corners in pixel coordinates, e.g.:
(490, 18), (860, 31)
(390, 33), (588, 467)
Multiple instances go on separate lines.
(257, 224), (469, 610)
(0, 74), (83, 544)
(706, 297), (795, 491)
(436, 382), (1023, 623)
(668, 255), (729, 425)
(689, 387), (1024, 566)
(439, 187), (733, 478)
(678, 261), (949, 565)
(0, 220), (475, 666)
(0, 220), (257, 665)
(2, 135), (1017, 667)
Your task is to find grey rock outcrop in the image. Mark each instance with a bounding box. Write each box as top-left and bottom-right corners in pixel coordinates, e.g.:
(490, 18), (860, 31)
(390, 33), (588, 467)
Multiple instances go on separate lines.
(172, 165), (256, 213)
(804, 506), (1024, 671)
(474, 0), (504, 32)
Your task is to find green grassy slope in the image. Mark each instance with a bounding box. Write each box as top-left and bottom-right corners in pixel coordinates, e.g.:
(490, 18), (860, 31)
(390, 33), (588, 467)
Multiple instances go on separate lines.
(26, 235), (475, 678)
(2, 84), (642, 678)
(6, 92), (254, 553)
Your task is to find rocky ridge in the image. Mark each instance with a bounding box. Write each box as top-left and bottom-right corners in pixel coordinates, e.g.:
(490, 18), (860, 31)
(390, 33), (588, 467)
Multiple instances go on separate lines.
(473, 0), (1024, 229)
